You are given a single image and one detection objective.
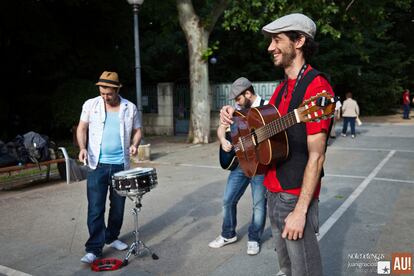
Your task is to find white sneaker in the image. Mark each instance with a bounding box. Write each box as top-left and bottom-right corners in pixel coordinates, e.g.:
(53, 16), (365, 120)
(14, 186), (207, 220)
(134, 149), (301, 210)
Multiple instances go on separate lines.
(109, 240), (128, 251)
(80, 253), (97, 264)
(208, 235), (237, 248)
(341, 133), (346, 137)
(351, 135), (355, 138)
(247, 241), (260, 255)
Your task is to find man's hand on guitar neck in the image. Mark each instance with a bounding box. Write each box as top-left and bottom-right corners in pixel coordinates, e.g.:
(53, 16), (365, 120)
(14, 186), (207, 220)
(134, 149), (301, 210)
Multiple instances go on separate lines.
(220, 105), (236, 125)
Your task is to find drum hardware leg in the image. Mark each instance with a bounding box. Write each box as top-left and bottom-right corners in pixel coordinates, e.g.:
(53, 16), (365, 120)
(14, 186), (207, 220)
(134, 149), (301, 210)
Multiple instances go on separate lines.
(122, 195), (158, 265)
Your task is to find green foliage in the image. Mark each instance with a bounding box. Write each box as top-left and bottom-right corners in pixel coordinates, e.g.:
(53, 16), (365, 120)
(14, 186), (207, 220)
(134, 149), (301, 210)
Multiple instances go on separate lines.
(220, 0), (413, 115)
(201, 41), (220, 61)
(1, 0), (413, 142)
(50, 79), (97, 132)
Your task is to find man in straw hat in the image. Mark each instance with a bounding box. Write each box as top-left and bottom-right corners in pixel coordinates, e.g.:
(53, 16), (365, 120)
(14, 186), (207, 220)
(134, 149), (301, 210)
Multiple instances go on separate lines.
(220, 13), (335, 275)
(209, 77), (267, 255)
(77, 71), (142, 264)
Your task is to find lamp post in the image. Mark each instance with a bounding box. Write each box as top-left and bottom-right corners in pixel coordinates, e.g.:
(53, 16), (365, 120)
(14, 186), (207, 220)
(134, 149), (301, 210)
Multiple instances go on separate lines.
(127, 0), (144, 122)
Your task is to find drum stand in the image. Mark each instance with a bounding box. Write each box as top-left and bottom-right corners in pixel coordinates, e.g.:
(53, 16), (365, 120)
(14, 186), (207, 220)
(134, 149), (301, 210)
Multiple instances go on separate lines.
(122, 194), (158, 266)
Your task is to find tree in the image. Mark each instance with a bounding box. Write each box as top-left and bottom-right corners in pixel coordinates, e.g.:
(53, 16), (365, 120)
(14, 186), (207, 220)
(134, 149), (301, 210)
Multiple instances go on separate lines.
(221, 0), (413, 115)
(176, 0), (229, 144)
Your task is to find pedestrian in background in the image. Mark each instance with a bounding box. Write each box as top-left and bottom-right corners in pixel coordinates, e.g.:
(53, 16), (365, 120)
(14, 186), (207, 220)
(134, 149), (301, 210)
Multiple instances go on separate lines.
(402, 89), (410, 119)
(341, 91), (359, 138)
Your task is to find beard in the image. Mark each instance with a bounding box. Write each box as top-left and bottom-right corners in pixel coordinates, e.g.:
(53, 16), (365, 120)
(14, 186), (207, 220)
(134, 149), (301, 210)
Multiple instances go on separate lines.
(243, 101), (252, 109)
(274, 44), (296, 68)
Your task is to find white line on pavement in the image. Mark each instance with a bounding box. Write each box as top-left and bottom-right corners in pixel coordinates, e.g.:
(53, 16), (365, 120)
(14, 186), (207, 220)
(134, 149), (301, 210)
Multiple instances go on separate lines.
(330, 147), (414, 153)
(317, 150), (396, 241)
(179, 163), (221, 169)
(325, 174), (365, 179)
(326, 174), (414, 184)
(0, 265), (32, 276)
(374, 177), (414, 184)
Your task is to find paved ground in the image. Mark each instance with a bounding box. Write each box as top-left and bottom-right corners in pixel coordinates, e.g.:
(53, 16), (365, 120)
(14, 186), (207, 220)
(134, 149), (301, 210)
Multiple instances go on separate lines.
(0, 114), (413, 276)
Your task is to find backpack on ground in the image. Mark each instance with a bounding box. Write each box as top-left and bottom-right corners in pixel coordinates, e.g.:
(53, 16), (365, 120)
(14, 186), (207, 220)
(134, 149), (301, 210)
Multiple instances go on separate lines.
(23, 131), (51, 164)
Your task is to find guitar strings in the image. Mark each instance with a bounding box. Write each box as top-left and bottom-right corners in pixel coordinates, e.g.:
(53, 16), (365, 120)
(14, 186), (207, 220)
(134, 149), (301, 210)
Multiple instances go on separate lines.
(235, 94), (334, 151)
(237, 111), (296, 147)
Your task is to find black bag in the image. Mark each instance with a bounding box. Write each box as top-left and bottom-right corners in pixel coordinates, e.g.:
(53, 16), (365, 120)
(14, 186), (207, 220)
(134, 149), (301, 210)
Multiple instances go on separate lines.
(0, 140), (18, 167)
(10, 136), (30, 164)
(23, 131), (51, 163)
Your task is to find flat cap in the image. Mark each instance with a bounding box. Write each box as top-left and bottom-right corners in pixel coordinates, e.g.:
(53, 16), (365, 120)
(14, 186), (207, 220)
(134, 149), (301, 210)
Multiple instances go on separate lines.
(262, 13), (316, 38)
(229, 77), (252, 100)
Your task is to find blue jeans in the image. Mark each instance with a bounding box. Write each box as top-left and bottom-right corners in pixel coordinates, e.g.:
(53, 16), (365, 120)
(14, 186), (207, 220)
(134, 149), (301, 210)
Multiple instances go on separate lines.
(85, 163), (125, 256)
(342, 117), (356, 135)
(403, 104), (410, 119)
(268, 192), (322, 276)
(221, 166), (266, 242)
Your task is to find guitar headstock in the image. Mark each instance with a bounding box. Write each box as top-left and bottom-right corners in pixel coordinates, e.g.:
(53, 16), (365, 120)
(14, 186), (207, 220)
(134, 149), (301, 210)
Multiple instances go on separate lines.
(296, 91), (339, 123)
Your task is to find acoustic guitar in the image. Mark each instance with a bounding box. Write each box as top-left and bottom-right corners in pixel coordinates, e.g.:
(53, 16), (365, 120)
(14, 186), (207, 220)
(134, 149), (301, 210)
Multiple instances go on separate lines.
(227, 91), (337, 177)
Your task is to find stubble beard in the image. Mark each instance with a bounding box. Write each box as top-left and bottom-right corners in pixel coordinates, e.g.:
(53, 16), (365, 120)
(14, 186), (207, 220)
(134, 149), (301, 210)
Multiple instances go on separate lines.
(243, 101), (252, 109)
(274, 44), (296, 69)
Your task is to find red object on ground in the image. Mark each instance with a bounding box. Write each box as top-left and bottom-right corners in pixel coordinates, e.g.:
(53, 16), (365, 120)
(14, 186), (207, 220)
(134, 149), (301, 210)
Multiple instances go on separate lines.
(91, 258), (124, 272)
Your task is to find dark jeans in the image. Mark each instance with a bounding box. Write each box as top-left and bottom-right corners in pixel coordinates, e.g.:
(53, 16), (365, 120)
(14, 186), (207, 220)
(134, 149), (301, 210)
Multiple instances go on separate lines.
(267, 192), (322, 276)
(342, 117), (356, 135)
(221, 166), (267, 242)
(403, 104), (410, 119)
(85, 163), (125, 256)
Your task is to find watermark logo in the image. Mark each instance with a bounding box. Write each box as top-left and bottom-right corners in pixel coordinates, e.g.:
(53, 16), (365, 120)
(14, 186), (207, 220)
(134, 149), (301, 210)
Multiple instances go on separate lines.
(346, 252), (385, 273)
(391, 252), (412, 274)
(377, 261), (391, 274)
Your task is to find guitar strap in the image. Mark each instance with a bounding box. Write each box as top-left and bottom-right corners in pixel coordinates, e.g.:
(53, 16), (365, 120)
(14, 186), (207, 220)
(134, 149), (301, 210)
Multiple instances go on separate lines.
(272, 67), (330, 190)
(274, 68), (325, 108)
(260, 98), (265, 106)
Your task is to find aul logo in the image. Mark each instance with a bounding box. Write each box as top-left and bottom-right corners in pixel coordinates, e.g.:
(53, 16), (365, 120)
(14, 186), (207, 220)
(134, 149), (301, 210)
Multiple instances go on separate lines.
(391, 252), (412, 274)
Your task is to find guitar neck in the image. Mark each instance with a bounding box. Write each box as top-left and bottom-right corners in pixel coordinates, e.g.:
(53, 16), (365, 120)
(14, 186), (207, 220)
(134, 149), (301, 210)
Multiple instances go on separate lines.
(255, 110), (298, 144)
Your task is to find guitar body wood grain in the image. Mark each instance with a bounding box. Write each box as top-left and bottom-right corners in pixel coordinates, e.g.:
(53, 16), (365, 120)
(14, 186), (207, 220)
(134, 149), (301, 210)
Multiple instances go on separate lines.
(232, 106), (289, 177)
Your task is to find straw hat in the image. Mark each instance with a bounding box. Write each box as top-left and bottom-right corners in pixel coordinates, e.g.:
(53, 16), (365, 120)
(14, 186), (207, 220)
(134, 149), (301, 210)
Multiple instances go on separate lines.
(96, 71), (122, 88)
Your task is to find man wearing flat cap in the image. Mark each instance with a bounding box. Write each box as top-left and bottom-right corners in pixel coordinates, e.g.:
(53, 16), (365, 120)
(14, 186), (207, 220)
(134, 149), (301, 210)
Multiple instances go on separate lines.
(209, 77), (268, 255)
(220, 13), (334, 275)
(77, 71), (142, 264)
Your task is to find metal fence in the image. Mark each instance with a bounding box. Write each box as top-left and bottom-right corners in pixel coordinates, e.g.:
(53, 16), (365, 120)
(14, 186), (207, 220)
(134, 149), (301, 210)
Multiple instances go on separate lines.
(141, 81), (281, 113)
(142, 85), (158, 113)
(212, 81), (280, 111)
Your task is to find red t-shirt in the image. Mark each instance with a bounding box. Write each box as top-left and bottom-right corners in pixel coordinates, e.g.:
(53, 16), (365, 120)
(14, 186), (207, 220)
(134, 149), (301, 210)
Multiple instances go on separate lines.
(403, 91), (410, 105)
(263, 66), (334, 198)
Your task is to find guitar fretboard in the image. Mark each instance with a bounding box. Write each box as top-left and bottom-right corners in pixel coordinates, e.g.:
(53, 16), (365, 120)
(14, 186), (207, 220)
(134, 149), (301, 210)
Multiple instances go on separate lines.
(255, 111), (298, 144)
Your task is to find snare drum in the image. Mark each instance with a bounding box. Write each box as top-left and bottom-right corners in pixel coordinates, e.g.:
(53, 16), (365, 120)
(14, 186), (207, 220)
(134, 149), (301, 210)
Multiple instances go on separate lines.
(112, 167), (157, 196)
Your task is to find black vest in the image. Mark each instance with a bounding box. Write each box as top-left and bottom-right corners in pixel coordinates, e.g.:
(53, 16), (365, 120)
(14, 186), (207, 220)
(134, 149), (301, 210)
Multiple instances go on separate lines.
(273, 69), (327, 190)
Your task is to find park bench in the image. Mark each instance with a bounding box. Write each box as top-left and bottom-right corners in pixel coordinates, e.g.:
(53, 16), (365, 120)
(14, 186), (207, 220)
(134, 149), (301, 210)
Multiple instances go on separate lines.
(0, 147), (71, 186)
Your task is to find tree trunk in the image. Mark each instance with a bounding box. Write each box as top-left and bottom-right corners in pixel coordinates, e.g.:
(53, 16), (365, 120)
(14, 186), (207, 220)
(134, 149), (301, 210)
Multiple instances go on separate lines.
(177, 1), (210, 143)
(187, 31), (210, 144)
(177, 0), (228, 143)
